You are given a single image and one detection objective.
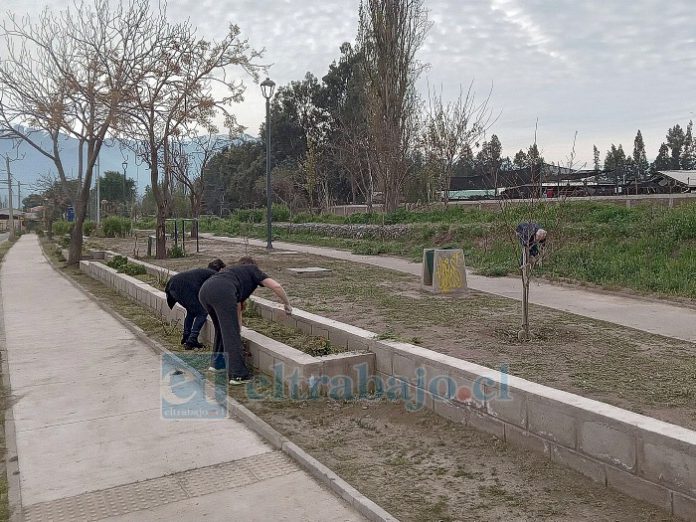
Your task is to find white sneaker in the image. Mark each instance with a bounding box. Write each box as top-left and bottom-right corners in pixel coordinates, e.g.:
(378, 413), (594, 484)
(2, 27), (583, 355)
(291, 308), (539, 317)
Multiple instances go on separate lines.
(207, 366), (226, 373)
(229, 376), (251, 385)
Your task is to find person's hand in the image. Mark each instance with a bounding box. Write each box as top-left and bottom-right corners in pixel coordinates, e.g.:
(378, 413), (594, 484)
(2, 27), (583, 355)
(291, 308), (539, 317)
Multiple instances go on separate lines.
(284, 304), (293, 315)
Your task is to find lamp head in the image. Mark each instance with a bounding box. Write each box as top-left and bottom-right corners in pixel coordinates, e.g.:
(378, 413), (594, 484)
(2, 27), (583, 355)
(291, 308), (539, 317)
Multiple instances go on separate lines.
(260, 77), (276, 100)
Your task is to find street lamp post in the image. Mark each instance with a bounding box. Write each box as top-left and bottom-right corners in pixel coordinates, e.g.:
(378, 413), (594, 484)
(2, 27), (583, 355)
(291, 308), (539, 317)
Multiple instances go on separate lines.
(261, 77), (276, 250)
(122, 160), (128, 217)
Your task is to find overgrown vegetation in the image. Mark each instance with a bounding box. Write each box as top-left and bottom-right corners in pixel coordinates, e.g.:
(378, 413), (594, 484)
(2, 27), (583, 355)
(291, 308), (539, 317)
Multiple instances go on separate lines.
(202, 201), (696, 298)
(243, 302), (345, 357)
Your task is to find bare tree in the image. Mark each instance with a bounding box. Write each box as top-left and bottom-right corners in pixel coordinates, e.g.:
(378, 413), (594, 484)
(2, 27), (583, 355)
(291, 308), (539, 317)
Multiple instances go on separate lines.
(357, 0), (430, 212)
(497, 131), (585, 341)
(331, 121), (376, 210)
(422, 81), (494, 207)
(0, 0), (164, 265)
(119, 21), (263, 258)
(170, 133), (227, 236)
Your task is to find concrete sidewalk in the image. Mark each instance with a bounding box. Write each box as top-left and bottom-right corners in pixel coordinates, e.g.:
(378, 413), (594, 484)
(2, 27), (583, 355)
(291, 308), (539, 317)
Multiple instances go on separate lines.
(203, 234), (696, 343)
(1, 236), (364, 521)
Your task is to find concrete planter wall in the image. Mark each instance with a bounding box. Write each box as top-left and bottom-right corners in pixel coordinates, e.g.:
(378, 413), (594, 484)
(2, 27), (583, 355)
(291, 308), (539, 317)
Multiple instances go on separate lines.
(80, 259), (374, 396)
(89, 252), (696, 519)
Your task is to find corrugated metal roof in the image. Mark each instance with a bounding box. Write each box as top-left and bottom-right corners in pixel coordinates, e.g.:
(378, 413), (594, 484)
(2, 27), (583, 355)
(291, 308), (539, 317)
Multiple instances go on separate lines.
(656, 171), (696, 187)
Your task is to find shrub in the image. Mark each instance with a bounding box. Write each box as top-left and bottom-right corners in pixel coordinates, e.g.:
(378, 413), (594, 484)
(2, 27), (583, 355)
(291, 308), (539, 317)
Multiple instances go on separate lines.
(234, 208), (264, 223)
(167, 244), (185, 258)
(272, 204), (291, 222)
(59, 235), (71, 248)
(36, 229), (45, 238)
(351, 242), (388, 255)
(118, 262), (147, 276)
(83, 220), (96, 236)
(134, 217), (156, 229)
(106, 255), (128, 269)
(52, 220), (72, 237)
(102, 216), (131, 238)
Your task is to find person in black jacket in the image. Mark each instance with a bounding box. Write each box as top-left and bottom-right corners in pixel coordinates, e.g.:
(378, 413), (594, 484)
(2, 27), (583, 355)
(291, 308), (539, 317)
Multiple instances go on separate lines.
(165, 259), (226, 349)
(515, 222), (547, 267)
(199, 256), (292, 385)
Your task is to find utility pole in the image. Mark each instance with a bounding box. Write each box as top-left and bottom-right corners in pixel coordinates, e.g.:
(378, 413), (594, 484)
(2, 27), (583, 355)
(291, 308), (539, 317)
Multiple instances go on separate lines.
(6, 156), (14, 240)
(17, 180), (21, 210)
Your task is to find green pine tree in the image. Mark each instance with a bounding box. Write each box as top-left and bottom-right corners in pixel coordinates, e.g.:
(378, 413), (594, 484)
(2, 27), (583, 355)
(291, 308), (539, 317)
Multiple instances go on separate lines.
(652, 143), (671, 173)
(593, 145), (600, 171)
(680, 121), (695, 170)
(666, 124), (686, 169)
(632, 130), (649, 180)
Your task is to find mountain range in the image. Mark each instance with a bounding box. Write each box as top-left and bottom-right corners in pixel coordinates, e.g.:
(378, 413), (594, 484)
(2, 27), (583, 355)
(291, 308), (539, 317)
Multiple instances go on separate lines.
(0, 130), (256, 202)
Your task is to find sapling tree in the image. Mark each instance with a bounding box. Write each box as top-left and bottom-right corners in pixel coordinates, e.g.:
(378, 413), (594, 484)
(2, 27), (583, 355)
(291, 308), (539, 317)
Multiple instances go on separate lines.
(496, 131), (584, 341)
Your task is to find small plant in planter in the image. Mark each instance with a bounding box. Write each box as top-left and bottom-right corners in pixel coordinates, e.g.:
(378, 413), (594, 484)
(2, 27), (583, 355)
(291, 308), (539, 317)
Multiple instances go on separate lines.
(167, 244), (185, 258)
(118, 263), (147, 276)
(107, 255), (128, 270)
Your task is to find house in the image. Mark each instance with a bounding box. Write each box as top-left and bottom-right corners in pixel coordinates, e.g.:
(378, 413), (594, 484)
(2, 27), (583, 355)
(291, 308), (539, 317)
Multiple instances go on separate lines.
(0, 208), (26, 232)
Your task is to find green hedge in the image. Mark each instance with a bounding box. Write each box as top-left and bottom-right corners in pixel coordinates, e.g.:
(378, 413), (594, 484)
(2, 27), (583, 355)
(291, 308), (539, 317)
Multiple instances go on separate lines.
(52, 220), (73, 236)
(102, 216), (131, 238)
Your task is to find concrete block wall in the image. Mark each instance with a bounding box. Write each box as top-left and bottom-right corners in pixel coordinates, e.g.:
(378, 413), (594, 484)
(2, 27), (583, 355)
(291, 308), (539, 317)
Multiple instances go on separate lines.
(87, 255), (696, 519)
(248, 296), (696, 519)
(80, 260), (374, 396)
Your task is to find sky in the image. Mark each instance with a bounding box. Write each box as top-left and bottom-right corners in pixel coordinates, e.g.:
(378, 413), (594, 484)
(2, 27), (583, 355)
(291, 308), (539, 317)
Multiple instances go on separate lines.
(3, 0), (696, 169)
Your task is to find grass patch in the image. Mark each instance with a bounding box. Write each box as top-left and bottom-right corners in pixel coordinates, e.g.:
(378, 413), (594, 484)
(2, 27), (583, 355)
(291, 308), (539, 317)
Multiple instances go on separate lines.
(133, 272), (169, 292)
(242, 302), (345, 357)
(205, 201), (696, 298)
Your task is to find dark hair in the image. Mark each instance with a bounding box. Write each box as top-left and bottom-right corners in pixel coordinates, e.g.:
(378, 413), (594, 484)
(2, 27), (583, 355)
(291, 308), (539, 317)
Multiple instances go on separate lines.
(237, 256), (257, 266)
(207, 258), (226, 272)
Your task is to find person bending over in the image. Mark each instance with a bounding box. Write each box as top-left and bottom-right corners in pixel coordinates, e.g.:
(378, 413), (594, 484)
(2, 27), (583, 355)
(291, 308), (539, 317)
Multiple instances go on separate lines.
(199, 256), (292, 385)
(515, 222), (547, 267)
(164, 259), (226, 349)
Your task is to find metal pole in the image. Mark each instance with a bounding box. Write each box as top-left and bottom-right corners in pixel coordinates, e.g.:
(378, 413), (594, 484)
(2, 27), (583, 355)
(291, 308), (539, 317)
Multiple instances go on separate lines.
(6, 157), (14, 240)
(123, 165), (126, 217)
(96, 156), (101, 225)
(17, 180), (21, 210)
(265, 96), (273, 250)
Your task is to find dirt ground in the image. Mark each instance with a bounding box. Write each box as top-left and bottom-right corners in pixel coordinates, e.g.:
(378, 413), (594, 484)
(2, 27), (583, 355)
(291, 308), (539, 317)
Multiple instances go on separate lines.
(88, 235), (696, 431)
(238, 395), (673, 522)
(56, 243), (675, 521)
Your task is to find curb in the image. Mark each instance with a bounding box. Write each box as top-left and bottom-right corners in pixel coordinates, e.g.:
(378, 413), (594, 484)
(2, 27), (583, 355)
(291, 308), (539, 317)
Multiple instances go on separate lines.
(43, 242), (399, 522)
(0, 239), (24, 522)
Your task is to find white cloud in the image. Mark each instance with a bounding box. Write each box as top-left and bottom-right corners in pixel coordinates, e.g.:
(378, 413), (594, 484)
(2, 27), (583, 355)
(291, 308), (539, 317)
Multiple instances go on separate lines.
(2, 0), (695, 166)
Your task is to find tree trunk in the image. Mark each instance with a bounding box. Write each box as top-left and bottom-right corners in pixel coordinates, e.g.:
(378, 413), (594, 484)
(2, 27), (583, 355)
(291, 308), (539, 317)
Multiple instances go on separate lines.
(67, 170), (93, 266)
(156, 202), (167, 259)
(441, 170), (450, 208)
(519, 246), (531, 342)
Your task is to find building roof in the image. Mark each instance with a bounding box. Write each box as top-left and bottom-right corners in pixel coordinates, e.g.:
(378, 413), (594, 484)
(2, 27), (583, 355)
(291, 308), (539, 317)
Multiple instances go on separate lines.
(450, 164), (604, 191)
(655, 171), (696, 187)
(0, 208), (25, 218)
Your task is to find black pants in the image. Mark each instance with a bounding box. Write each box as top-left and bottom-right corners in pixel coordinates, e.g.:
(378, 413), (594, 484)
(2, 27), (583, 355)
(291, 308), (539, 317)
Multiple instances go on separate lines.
(198, 278), (249, 379)
(168, 290), (208, 344)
